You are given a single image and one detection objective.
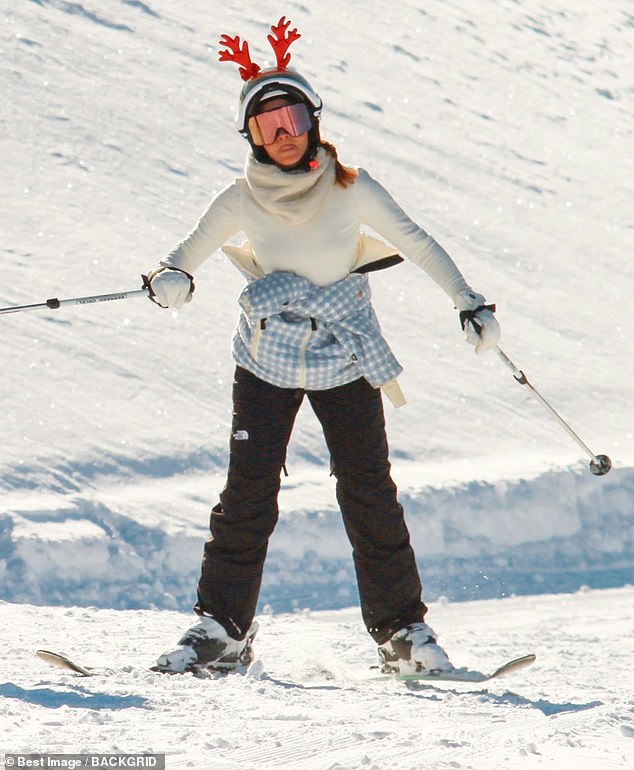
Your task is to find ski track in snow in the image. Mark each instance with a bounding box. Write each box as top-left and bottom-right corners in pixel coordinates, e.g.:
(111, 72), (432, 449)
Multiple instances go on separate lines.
(3, 587), (634, 769)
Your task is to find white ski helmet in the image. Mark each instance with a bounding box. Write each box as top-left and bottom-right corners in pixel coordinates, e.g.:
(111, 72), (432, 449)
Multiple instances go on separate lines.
(235, 68), (322, 139)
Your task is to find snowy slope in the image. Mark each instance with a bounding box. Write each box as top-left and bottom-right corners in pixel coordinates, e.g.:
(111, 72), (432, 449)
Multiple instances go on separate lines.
(2, 0), (633, 611)
(2, 1), (634, 766)
(3, 0), (633, 479)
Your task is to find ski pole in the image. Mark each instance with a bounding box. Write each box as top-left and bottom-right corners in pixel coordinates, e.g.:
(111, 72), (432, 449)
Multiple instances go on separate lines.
(495, 346), (612, 476)
(0, 287), (149, 315)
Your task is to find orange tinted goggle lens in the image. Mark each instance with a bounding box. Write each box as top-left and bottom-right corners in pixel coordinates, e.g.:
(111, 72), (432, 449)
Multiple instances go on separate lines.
(247, 103), (312, 146)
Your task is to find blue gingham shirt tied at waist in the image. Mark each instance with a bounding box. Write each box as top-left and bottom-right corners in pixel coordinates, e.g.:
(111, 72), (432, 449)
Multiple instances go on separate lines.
(232, 271), (403, 391)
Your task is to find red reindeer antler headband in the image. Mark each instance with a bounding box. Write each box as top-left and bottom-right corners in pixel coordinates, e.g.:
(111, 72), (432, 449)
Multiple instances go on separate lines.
(218, 16), (302, 81)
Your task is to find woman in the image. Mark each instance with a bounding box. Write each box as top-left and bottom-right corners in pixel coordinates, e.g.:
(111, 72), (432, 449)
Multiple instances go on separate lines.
(147, 17), (499, 675)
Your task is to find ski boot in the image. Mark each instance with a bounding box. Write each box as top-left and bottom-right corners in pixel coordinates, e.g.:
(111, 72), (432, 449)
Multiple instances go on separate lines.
(378, 622), (453, 675)
(154, 616), (258, 674)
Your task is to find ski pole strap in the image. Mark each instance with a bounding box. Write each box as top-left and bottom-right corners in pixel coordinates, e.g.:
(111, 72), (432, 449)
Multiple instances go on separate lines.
(141, 273), (155, 300)
(459, 303), (496, 334)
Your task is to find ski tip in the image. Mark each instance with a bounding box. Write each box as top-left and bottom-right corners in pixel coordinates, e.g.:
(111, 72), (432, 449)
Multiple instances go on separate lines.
(36, 648), (66, 665)
(36, 649), (92, 676)
(491, 653), (536, 678)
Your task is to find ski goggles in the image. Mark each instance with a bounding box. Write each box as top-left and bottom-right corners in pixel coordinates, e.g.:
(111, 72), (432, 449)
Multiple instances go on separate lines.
(247, 103), (312, 146)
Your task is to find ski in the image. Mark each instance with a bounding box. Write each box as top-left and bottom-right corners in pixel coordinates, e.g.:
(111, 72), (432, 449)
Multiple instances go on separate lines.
(37, 648), (535, 684)
(36, 649), (250, 678)
(369, 653), (536, 683)
(36, 649), (94, 677)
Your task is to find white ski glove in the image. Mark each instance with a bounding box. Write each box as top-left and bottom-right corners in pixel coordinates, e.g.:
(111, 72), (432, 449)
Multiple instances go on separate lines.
(144, 267), (194, 309)
(454, 289), (500, 354)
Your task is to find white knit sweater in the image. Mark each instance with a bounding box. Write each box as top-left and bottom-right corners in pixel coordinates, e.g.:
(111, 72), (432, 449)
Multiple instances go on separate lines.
(162, 148), (472, 304)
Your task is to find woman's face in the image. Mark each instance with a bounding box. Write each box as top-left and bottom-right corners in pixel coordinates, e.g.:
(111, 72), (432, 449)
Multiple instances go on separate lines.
(256, 98), (310, 168)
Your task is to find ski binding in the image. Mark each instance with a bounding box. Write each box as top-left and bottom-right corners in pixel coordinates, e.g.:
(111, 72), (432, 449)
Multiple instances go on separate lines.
(371, 653), (536, 682)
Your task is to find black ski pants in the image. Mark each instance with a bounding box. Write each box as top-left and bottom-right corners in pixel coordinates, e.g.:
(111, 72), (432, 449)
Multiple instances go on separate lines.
(195, 366), (427, 643)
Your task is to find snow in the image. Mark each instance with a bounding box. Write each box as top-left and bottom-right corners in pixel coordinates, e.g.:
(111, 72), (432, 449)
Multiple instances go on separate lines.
(1, 0), (633, 767)
(4, 588), (634, 768)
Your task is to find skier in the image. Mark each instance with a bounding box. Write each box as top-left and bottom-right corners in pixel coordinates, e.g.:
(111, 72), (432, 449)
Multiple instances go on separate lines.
(146, 17), (500, 675)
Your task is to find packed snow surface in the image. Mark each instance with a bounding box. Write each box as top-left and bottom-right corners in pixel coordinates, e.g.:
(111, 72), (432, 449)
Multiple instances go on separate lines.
(4, 587), (634, 769)
(1, 0), (633, 767)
